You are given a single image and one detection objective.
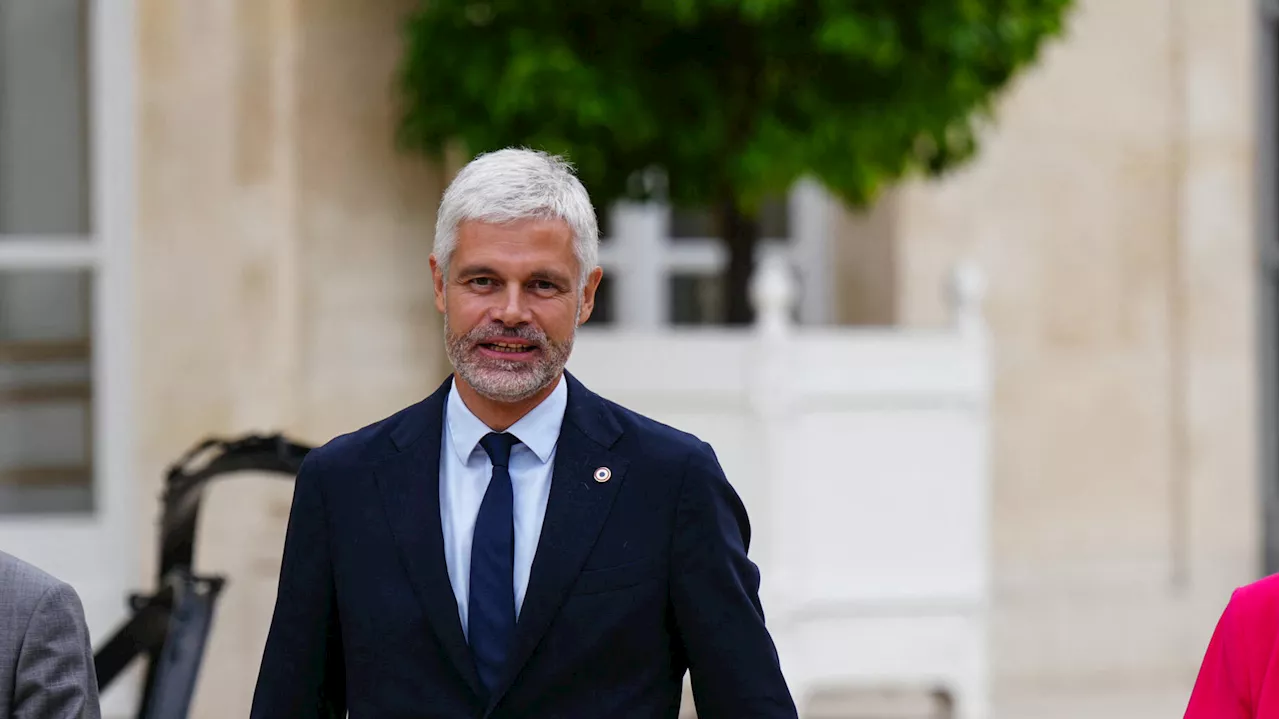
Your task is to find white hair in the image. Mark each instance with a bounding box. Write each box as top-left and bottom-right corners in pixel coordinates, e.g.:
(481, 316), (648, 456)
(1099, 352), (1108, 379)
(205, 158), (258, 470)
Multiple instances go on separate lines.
(434, 148), (599, 289)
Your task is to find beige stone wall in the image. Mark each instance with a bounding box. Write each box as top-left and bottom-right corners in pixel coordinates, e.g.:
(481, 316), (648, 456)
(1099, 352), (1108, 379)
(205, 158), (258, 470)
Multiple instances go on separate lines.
(845, 0), (1261, 716)
(136, 0), (447, 715)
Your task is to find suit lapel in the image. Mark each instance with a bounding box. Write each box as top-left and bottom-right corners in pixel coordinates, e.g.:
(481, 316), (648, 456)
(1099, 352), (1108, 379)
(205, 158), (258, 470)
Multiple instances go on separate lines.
(373, 376), (486, 699)
(487, 373), (629, 708)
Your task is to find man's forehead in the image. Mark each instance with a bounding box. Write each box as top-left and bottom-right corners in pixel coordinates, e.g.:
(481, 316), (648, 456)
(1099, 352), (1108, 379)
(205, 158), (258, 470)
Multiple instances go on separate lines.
(455, 219), (574, 259)
(451, 219), (578, 278)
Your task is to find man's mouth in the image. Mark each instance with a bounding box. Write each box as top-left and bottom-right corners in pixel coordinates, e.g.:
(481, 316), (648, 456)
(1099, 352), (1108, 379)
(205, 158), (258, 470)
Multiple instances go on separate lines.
(476, 340), (539, 355)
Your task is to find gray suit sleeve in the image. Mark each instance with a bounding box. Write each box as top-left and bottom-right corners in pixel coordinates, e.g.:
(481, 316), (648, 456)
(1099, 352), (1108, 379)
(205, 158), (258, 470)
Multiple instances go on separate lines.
(13, 581), (102, 719)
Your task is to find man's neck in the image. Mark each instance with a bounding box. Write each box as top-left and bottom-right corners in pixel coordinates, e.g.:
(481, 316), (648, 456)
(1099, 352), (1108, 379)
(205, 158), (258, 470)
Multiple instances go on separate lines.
(452, 373), (561, 432)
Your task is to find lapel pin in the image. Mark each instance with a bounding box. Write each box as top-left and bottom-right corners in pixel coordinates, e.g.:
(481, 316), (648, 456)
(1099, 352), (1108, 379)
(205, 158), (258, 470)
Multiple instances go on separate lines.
(593, 467), (611, 483)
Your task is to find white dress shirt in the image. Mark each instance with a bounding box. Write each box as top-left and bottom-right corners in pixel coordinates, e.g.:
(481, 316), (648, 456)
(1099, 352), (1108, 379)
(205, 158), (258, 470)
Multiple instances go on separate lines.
(439, 374), (566, 638)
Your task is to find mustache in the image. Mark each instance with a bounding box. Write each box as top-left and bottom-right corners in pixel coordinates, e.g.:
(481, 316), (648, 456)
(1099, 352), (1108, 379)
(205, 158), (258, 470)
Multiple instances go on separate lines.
(463, 323), (548, 347)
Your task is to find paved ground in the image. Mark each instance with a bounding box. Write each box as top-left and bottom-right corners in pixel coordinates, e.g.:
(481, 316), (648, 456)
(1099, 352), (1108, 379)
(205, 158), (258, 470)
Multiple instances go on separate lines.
(994, 684), (1191, 719)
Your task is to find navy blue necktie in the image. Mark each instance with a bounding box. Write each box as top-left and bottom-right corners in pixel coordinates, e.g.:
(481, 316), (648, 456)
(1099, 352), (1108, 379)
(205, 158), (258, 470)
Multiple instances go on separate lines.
(469, 431), (521, 694)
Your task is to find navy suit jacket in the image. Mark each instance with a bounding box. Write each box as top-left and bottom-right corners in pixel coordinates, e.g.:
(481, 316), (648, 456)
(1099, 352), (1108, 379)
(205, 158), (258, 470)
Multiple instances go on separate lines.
(250, 372), (797, 719)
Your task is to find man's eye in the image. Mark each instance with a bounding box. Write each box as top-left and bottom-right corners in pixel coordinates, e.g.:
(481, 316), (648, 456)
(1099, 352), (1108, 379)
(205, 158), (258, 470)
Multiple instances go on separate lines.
(470, 278), (494, 287)
(532, 280), (557, 291)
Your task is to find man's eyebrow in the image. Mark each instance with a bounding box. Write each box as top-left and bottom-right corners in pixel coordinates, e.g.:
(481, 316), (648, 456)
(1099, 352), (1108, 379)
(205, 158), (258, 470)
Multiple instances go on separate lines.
(454, 265), (572, 287)
(529, 269), (573, 286)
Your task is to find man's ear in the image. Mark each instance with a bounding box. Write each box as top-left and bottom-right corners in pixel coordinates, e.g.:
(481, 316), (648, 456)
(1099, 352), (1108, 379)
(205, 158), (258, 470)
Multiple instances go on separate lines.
(576, 266), (605, 326)
(430, 254), (447, 314)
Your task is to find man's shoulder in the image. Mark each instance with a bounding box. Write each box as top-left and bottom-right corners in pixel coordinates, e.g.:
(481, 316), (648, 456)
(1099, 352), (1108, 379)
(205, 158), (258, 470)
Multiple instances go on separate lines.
(592, 395), (744, 516)
(0, 550), (63, 592)
(0, 551), (81, 616)
(596, 395), (709, 462)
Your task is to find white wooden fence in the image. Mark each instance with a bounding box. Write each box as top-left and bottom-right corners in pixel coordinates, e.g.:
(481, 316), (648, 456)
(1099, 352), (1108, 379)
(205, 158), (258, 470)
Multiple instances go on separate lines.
(567, 254), (992, 718)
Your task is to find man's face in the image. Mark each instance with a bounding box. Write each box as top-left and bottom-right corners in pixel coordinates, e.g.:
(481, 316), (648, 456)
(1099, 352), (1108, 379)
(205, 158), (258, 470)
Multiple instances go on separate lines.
(431, 218), (602, 403)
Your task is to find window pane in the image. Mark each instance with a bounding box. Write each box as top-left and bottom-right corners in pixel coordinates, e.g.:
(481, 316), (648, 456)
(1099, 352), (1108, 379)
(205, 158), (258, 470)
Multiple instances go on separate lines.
(0, 269), (93, 515)
(669, 206), (716, 240)
(0, 0), (89, 235)
(669, 273), (723, 325)
(669, 195), (790, 241)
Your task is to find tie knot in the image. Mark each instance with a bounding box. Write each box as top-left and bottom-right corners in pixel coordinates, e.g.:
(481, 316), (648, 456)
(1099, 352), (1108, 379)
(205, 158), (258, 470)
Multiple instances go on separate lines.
(479, 432), (520, 468)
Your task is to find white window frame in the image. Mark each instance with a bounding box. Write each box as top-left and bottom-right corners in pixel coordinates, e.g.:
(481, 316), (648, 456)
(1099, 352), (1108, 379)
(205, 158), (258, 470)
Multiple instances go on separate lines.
(594, 179), (834, 328)
(0, 0), (136, 673)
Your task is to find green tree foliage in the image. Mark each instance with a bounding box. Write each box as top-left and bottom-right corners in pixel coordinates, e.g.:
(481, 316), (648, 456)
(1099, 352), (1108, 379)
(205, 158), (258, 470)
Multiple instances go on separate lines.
(398, 0), (1072, 323)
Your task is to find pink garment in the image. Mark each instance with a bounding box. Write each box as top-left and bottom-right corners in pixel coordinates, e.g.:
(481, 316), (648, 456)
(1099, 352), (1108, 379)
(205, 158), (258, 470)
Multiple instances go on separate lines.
(1185, 574), (1278, 719)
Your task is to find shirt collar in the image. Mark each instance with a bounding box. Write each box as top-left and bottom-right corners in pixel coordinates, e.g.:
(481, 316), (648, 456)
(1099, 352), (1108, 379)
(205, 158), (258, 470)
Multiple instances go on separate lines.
(445, 374), (567, 466)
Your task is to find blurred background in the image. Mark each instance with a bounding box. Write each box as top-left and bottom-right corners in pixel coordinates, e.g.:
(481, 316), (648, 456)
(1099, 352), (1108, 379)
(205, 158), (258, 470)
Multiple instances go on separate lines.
(0, 0), (1274, 717)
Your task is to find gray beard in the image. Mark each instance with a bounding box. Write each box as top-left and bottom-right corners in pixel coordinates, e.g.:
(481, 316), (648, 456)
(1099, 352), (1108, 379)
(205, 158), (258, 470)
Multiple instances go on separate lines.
(443, 312), (576, 403)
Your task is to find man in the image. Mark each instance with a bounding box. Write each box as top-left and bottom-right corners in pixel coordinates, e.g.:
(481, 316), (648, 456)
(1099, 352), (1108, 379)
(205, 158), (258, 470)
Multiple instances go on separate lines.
(251, 148), (797, 718)
(0, 550), (102, 719)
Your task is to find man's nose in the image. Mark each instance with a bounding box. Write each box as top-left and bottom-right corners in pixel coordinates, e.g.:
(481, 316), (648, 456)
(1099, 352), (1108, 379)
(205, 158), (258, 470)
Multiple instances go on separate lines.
(492, 285), (532, 326)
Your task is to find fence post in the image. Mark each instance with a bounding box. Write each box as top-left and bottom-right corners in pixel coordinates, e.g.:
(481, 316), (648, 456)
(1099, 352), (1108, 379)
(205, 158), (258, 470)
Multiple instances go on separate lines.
(611, 202), (668, 329)
(946, 258), (992, 719)
(789, 178), (834, 325)
(947, 259), (987, 338)
(748, 252), (798, 609)
(749, 251), (806, 700)
(752, 252), (797, 339)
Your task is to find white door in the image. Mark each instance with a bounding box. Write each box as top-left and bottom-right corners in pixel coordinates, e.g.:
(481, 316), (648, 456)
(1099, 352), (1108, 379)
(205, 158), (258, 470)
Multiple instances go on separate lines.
(0, 0), (135, 710)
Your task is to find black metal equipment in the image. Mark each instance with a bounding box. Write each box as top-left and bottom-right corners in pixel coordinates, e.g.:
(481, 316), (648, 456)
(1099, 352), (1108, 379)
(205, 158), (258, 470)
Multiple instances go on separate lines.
(92, 433), (312, 719)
